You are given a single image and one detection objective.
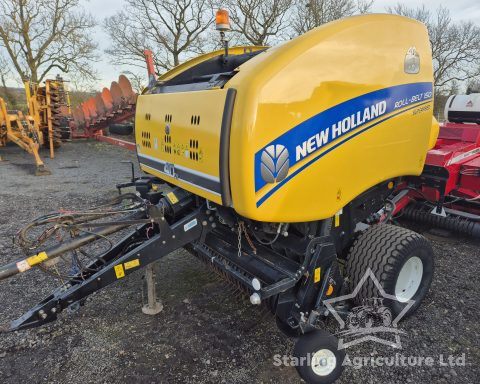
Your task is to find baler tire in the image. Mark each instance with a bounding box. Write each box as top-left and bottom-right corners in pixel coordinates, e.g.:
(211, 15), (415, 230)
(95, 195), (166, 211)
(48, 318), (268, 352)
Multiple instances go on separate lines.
(345, 224), (434, 319)
(293, 329), (345, 384)
(109, 123), (133, 136)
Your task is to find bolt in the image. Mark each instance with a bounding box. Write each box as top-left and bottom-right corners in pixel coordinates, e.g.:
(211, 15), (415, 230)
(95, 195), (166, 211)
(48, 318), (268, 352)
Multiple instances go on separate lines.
(172, 235), (176, 239)
(162, 240), (166, 244)
(209, 216), (214, 222)
(51, 308), (57, 314)
(38, 310), (47, 319)
(211, 223), (216, 228)
(202, 221), (207, 226)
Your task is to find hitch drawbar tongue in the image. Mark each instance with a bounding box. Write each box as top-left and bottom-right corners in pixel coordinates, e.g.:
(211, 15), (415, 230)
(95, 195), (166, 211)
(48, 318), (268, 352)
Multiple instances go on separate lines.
(1, 191), (208, 332)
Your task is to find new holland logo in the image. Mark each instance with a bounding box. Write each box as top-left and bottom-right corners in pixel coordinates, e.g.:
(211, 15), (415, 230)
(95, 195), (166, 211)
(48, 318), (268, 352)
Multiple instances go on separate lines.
(260, 144), (289, 184)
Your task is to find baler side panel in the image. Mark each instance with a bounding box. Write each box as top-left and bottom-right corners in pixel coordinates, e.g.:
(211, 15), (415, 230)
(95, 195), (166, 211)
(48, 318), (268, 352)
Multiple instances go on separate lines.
(135, 90), (230, 204)
(227, 14), (436, 222)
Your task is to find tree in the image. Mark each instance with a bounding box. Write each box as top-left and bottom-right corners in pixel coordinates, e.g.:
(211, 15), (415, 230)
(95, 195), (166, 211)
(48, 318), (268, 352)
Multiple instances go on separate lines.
(122, 70), (146, 94)
(0, 54), (17, 107)
(388, 4), (480, 90)
(223, 0), (294, 46)
(104, 0), (213, 74)
(0, 0), (98, 84)
(292, 0), (372, 35)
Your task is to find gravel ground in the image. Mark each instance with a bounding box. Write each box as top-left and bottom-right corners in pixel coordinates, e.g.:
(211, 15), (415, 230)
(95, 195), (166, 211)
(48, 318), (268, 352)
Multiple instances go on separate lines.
(0, 141), (478, 383)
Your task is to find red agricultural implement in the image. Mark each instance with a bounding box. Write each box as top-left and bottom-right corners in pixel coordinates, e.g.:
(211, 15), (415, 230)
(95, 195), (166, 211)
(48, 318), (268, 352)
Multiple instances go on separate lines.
(70, 74), (137, 147)
(69, 50), (159, 150)
(391, 93), (480, 238)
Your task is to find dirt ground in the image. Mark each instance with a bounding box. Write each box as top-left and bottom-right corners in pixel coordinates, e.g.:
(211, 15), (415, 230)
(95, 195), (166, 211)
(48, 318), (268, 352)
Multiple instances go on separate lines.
(0, 141), (478, 383)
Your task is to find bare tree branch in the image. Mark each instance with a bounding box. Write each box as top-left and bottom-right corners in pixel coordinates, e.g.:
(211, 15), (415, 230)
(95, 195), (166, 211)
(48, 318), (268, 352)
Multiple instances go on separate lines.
(292, 0), (372, 35)
(104, 0), (213, 74)
(0, 53), (19, 108)
(221, 0), (294, 46)
(388, 4), (480, 91)
(0, 0), (98, 83)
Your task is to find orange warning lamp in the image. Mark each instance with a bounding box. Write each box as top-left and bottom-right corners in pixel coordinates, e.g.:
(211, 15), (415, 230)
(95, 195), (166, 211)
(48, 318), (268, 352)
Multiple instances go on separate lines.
(215, 9), (230, 31)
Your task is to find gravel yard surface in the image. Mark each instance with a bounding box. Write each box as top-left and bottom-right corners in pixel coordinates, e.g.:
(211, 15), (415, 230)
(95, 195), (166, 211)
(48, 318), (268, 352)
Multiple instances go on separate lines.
(0, 141), (478, 383)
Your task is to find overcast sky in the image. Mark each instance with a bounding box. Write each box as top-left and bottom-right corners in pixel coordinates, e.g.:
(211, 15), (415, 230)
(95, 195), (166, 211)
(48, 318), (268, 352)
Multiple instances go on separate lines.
(71, 0), (480, 88)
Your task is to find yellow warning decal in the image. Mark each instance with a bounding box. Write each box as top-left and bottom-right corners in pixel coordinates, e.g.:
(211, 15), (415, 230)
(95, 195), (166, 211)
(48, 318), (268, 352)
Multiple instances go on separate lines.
(124, 259), (140, 270)
(334, 208), (343, 228)
(114, 264), (125, 279)
(326, 284), (334, 296)
(314, 267), (321, 283)
(166, 192), (179, 204)
(27, 251), (48, 266)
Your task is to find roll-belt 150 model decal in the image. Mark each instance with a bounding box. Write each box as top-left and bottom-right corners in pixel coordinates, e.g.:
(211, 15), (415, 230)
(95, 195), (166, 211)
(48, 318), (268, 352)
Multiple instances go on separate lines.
(254, 82), (433, 207)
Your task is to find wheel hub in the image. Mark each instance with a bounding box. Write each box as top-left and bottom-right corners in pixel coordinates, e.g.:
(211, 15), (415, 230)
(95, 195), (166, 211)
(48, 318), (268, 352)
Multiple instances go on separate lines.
(311, 349), (336, 376)
(395, 256), (423, 303)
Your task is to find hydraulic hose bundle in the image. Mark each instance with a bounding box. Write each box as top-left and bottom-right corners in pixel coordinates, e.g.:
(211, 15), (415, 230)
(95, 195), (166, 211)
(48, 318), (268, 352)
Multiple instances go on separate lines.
(0, 194), (150, 282)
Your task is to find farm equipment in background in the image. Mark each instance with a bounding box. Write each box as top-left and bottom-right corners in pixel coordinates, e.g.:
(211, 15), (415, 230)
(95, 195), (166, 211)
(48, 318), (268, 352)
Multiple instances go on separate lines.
(68, 50), (158, 150)
(70, 74), (137, 149)
(0, 97), (50, 175)
(391, 92), (480, 238)
(25, 76), (72, 159)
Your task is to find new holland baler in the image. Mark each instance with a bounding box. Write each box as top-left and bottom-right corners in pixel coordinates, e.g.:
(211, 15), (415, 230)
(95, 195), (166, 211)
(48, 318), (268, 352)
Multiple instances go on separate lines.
(0, 14), (438, 384)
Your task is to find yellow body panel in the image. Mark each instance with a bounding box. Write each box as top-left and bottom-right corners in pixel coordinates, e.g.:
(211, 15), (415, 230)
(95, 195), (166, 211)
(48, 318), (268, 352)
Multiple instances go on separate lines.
(136, 89), (229, 204)
(136, 14), (437, 222)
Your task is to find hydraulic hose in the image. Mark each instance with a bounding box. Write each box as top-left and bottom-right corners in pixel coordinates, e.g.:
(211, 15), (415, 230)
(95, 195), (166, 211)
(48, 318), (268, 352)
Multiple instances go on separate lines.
(0, 214), (146, 282)
(402, 206), (480, 239)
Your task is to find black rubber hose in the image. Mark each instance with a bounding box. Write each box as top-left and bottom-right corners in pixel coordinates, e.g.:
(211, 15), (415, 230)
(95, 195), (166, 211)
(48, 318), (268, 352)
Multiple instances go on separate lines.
(0, 211), (147, 282)
(402, 206), (480, 238)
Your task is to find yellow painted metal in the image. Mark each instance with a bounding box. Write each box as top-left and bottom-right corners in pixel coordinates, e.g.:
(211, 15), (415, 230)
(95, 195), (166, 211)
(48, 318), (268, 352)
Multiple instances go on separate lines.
(24, 81), (42, 130)
(0, 97), (48, 173)
(45, 80), (54, 158)
(136, 14), (438, 222)
(136, 90), (228, 204)
(25, 78), (69, 159)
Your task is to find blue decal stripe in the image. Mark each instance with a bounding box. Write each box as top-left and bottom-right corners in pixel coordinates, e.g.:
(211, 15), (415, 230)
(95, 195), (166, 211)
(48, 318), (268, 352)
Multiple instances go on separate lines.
(256, 100), (431, 208)
(254, 82), (433, 192)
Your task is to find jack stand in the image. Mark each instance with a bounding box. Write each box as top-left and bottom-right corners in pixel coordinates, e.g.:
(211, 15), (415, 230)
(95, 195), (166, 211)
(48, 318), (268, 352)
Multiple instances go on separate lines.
(142, 263), (163, 315)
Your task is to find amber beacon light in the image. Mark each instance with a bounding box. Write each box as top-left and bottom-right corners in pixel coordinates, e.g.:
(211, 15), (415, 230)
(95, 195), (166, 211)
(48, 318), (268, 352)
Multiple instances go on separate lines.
(215, 9), (230, 31)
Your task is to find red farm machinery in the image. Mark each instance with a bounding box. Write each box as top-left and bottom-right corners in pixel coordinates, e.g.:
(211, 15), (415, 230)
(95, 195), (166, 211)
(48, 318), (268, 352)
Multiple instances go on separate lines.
(391, 92), (480, 237)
